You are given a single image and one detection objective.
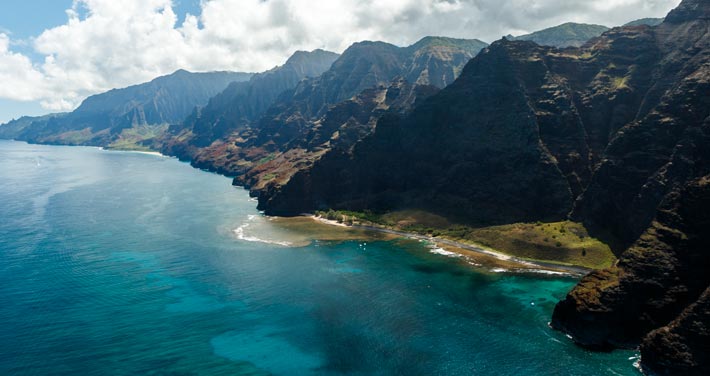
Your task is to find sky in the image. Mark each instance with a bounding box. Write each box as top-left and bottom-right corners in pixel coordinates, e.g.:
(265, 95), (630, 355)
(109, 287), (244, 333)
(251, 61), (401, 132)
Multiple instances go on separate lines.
(0, 0), (681, 123)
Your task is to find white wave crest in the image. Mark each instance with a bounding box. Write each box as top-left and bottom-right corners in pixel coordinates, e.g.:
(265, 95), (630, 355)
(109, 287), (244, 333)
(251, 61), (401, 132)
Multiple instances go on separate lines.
(429, 247), (463, 258)
(522, 269), (568, 276)
(233, 222), (293, 247)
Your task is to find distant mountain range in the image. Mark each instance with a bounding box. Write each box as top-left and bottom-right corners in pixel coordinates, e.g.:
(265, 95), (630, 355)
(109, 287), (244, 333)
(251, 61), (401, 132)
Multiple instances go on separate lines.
(173, 49), (340, 148)
(0, 113), (66, 141)
(1, 70), (251, 148)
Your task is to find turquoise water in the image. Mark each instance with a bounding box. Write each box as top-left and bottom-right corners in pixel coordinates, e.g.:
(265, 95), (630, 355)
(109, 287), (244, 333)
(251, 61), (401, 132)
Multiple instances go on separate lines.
(0, 140), (639, 375)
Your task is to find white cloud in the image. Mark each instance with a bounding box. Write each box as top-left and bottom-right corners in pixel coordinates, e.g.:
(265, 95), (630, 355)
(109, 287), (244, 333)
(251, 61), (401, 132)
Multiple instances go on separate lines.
(0, 0), (681, 113)
(0, 34), (47, 102)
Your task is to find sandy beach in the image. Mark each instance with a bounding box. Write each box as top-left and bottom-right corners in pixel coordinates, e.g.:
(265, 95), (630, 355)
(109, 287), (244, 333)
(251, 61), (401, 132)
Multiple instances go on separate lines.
(307, 215), (592, 276)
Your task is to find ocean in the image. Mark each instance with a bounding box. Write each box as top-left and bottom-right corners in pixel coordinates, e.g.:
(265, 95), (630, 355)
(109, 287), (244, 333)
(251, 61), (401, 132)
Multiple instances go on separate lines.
(0, 140), (639, 375)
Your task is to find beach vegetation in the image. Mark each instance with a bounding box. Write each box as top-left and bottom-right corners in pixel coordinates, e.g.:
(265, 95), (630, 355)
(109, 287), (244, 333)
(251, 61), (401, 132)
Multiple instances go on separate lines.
(315, 209), (615, 269)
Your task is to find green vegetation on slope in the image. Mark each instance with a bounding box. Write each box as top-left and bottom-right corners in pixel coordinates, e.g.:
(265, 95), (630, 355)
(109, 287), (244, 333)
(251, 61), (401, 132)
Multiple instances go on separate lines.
(316, 209), (615, 269)
(463, 221), (615, 269)
(407, 36), (488, 52)
(106, 125), (168, 151)
(623, 18), (664, 27)
(512, 22), (610, 48)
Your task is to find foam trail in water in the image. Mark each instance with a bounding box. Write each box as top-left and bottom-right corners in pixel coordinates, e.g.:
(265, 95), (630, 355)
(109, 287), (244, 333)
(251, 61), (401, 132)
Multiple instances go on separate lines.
(233, 216), (293, 247)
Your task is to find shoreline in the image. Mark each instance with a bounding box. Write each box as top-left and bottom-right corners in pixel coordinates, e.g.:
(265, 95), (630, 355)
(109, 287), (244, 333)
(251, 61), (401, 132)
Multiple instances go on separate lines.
(308, 215), (593, 276)
(0, 140), (170, 158)
(101, 147), (168, 157)
(6, 139), (589, 276)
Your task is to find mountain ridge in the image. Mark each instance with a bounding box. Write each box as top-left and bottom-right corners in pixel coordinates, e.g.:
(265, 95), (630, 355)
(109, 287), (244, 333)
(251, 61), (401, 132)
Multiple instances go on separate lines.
(167, 49), (340, 149)
(1, 70), (252, 147)
(156, 36), (487, 174)
(509, 22), (610, 48)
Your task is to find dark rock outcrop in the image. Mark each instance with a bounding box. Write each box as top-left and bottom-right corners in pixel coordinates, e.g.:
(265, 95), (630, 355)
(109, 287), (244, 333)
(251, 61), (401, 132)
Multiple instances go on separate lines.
(552, 176), (710, 351)
(546, 2), (710, 373)
(664, 0), (710, 24)
(641, 286), (710, 376)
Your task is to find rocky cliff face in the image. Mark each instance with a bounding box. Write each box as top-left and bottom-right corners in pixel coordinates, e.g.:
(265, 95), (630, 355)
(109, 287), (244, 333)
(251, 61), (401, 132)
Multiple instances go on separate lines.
(259, 39), (579, 222)
(186, 78), (439, 200)
(259, 25), (671, 223)
(257, 1), (709, 372)
(253, 79), (439, 215)
(552, 176), (710, 351)
(548, 2), (709, 374)
(571, 1), (710, 248)
(263, 1), (708, 231)
(641, 285), (710, 375)
(159, 37), (486, 177)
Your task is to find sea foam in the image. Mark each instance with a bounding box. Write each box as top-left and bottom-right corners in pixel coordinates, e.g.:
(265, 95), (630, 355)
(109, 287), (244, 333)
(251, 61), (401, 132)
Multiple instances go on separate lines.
(429, 247), (463, 258)
(233, 218), (293, 247)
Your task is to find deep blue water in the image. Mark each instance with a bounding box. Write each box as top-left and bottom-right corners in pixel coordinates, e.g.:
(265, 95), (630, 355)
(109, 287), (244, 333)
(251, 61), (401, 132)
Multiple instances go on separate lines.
(0, 140), (640, 375)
